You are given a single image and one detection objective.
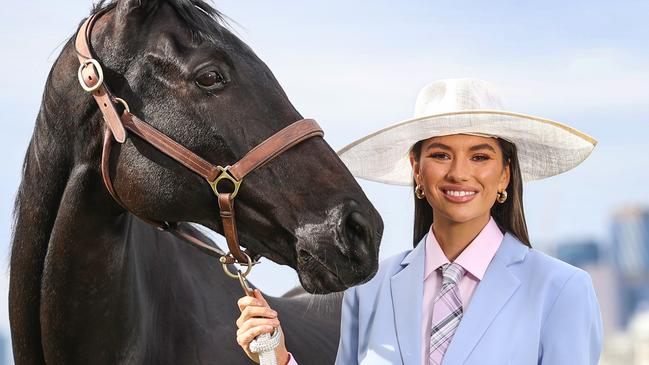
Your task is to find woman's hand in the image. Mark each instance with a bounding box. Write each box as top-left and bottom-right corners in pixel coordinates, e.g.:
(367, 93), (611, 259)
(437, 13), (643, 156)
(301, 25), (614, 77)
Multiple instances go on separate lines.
(236, 289), (290, 364)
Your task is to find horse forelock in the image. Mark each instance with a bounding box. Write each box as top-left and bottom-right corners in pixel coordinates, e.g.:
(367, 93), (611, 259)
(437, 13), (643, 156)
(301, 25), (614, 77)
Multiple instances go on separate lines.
(92, 0), (230, 43)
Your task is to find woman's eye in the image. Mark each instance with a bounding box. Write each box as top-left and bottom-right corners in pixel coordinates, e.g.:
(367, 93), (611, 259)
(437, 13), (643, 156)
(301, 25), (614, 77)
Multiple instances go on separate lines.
(429, 152), (449, 160)
(472, 154), (490, 161)
(195, 70), (225, 89)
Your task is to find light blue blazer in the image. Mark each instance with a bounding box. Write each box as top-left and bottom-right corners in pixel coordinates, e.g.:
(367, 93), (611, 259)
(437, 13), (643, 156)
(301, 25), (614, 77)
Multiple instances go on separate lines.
(335, 233), (603, 364)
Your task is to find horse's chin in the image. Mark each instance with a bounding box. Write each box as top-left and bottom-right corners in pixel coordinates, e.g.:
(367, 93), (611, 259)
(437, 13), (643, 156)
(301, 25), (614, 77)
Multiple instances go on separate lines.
(296, 256), (349, 294)
(294, 248), (369, 294)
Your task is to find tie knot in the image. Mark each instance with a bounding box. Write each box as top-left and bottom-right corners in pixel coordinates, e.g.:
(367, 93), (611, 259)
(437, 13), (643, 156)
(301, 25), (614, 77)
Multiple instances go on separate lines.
(439, 262), (465, 286)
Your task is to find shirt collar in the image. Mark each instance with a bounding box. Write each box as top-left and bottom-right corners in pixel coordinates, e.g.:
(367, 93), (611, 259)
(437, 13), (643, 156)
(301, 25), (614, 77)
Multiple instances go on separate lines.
(424, 217), (504, 281)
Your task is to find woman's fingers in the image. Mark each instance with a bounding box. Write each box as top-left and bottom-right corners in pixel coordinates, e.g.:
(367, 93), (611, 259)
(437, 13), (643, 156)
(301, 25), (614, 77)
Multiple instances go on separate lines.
(237, 295), (263, 312)
(234, 291), (289, 364)
(236, 324), (278, 348)
(254, 289), (270, 307)
(235, 291), (286, 361)
(237, 290), (270, 311)
(236, 307), (278, 328)
(237, 317), (280, 336)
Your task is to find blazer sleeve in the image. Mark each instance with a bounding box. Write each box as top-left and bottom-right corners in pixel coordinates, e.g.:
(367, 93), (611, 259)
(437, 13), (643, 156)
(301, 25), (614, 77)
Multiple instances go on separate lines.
(335, 286), (360, 365)
(539, 269), (603, 365)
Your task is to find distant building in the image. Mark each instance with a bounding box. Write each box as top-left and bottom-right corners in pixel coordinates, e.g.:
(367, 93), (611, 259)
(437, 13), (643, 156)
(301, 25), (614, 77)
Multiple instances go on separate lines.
(555, 239), (600, 267)
(611, 207), (649, 326)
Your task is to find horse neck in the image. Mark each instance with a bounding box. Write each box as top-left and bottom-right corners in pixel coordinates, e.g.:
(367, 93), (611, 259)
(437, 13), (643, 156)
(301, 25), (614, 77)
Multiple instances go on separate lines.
(10, 38), (140, 362)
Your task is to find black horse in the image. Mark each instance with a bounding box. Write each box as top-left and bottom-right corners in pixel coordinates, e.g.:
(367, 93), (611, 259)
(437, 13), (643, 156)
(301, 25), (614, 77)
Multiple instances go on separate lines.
(9, 0), (383, 363)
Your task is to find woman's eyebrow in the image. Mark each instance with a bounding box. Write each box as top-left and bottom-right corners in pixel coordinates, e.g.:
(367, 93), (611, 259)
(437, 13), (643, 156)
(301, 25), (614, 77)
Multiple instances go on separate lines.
(469, 143), (496, 153)
(426, 143), (451, 151)
(426, 142), (496, 152)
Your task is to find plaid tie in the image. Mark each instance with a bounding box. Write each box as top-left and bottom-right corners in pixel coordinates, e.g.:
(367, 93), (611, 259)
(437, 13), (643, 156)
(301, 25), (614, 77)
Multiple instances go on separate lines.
(428, 262), (466, 365)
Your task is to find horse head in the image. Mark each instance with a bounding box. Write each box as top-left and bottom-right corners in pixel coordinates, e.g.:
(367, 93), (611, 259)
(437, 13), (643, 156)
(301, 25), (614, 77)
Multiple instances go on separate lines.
(74, 0), (382, 293)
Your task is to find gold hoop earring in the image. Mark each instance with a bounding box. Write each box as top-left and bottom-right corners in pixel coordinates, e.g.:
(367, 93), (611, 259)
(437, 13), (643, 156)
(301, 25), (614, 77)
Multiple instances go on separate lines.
(497, 190), (508, 204)
(415, 184), (425, 199)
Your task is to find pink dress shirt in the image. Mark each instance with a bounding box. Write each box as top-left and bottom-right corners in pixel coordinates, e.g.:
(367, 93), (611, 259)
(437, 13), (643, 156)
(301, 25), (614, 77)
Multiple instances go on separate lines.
(286, 217), (503, 365)
(420, 217), (503, 364)
(286, 352), (297, 365)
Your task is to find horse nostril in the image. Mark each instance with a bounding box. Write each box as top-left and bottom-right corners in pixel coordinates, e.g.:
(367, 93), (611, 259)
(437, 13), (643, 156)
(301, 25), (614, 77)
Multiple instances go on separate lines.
(344, 211), (372, 256)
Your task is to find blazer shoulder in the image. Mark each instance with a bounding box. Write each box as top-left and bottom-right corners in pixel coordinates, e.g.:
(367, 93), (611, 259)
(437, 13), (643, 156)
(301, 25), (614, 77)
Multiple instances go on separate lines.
(518, 246), (597, 307)
(498, 234), (585, 286)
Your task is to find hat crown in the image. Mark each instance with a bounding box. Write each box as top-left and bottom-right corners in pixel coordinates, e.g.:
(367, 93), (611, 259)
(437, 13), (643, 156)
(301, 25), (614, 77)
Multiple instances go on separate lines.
(414, 78), (504, 118)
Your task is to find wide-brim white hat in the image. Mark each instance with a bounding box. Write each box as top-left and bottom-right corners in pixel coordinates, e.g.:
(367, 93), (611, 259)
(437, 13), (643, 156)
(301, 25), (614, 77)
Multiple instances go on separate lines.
(337, 78), (597, 185)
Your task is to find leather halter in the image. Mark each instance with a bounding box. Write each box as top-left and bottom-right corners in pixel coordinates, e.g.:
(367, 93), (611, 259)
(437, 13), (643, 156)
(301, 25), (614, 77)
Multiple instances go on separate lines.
(75, 12), (324, 264)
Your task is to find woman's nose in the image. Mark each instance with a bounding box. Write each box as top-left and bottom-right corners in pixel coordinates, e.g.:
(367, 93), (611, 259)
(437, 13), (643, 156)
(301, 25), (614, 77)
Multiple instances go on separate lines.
(446, 157), (470, 182)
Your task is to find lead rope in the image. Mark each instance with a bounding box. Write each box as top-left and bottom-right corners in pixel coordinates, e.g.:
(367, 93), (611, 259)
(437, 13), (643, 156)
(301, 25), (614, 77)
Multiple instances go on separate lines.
(221, 253), (281, 365)
(250, 328), (282, 365)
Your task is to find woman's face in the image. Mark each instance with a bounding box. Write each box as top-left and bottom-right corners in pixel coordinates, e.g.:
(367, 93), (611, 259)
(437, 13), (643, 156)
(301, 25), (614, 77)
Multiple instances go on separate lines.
(410, 134), (510, 225)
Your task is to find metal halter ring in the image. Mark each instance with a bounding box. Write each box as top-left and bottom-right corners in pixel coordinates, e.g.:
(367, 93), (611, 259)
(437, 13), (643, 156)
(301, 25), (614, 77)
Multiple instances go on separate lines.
(114, 97), (131, 113)
(220, 251), (253, 279)
(77, 58), (104, 92)
(209, 166), (242, 199)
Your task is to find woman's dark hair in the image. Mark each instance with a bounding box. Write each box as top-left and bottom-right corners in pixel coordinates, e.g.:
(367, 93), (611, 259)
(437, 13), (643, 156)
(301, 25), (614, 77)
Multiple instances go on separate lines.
(411, 138), (531, 247)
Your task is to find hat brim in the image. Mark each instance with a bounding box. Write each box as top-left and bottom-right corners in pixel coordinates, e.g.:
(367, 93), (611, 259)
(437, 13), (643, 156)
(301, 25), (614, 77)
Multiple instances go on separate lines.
(337, 110), (597, 186)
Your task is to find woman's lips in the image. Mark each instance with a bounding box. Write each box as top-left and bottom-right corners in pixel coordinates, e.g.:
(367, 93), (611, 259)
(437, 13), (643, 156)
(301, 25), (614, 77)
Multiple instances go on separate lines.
(441, 189), (478, 203)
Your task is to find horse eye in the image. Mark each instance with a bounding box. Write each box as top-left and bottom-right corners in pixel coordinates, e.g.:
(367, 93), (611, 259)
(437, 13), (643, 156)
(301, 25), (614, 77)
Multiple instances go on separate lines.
(195, 70), (225, 89)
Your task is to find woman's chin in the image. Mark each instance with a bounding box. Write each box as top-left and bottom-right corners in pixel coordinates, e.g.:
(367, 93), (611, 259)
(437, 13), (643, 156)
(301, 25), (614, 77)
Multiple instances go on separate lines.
(435, 208), (490, 226)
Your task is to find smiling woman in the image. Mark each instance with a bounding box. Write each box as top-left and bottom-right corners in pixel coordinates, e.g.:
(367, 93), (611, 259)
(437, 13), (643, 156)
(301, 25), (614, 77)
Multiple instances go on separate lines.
(236, 78), (603, 365)
(410, 134), (518, 261)
(410, 133), (530, 256)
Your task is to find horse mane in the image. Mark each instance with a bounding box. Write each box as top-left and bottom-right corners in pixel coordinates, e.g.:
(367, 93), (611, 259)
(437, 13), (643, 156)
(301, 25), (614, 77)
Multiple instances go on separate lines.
(91, 0), (229, 42)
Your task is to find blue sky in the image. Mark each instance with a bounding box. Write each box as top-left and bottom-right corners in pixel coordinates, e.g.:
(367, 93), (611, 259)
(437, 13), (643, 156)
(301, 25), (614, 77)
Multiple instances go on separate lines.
(1, 0), (648, 359)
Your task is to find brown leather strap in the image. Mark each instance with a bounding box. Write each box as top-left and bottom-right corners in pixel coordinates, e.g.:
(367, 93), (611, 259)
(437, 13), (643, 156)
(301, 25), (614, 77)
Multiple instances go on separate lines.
(101, 126), (165, 229)
(229, 119), (324, 181)
(120, 112), (220, 181)
(217, 193), (248, 263)
(75, 14), (127, 143)
(101, 127), (122, 206)
(166, 223), (227, 258)
(122, 112), (323, 184)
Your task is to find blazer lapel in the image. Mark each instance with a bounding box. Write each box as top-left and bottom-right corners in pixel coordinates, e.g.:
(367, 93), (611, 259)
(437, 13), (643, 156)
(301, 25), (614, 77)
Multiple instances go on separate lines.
(390, 235), (426, 365)
(442, 234), (528, 365)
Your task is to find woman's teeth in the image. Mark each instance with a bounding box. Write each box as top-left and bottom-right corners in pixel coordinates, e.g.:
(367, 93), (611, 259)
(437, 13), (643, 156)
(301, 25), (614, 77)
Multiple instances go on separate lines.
(444, 190), (476, 197)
